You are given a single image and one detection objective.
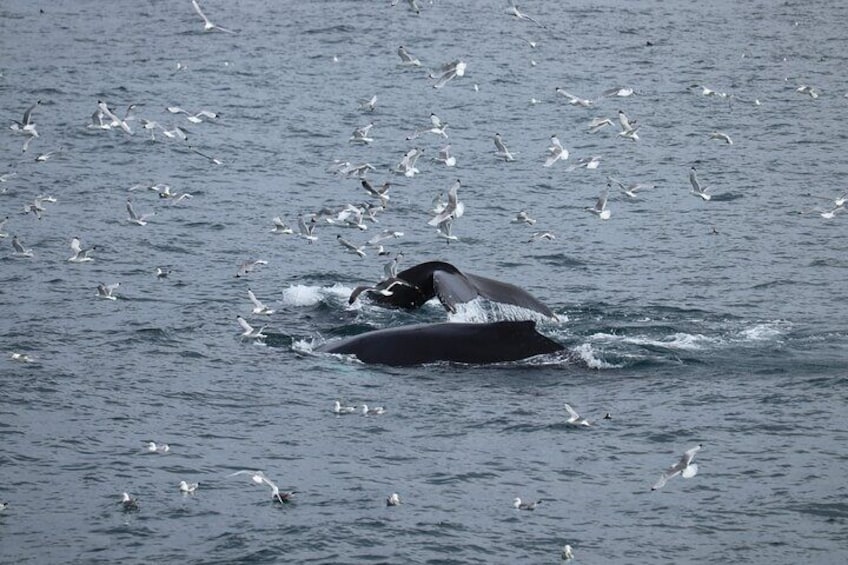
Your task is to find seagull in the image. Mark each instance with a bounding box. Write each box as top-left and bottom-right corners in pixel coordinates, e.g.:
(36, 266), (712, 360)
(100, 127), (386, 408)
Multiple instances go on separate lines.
(236, 259), (267, 278)
(34, 148), (63, 163)
(237, 316), (267, 340)
(120, 492), (139, 511)
(191, 0), (236, 33)
(609, 177), (655, 199)
(145, 441), (170, 453)
(434, 144), (456, 167)
(555, 88), (593, 107)
(386, 493), (401, 506)
(348, 278), (415, 304)
(566, 155), (601, 171)
(435, 218), (458, 242)
(431, 60), (467, 89)
(179, 481), (199, 494)
(229, 470), (294, 504)
(544, 135), (568, 167)
(564, 403), (591, 426)
(562, 544), (574, 561)
(512, 210), (536, 225)
(87, 109), (112, 130)
(602, 86), (634, 97)
(333, 400), (357, 414)
(506, 1), (544, 27)
(97, 101), (132, 134)
(271, 216), (294, 234)
(126, 200), (154, 226)
(397, 45), (421, 66)
(97, 282), (120, 300)
(0, 217), (8, 238)
(0, 172), (17, 184)
(692, 84), (727, 98)
(808, 192), (848, 208)
(689, 167), (711, 200)
(428, 179), (464, 226)
(23, 198), (47, 219)
(247, 288), (275, 315)
(156, 267), (171, 278)
(188, 145), (222, 165)
(796, 85), (819, 99)
(813, 206), (845, 220)
(10, 352), (32, 362)
(168, 106), (219, 123)
(395, 147), (423, 177)
(161, 125), (188, 140)
(68, 236), (96, 262)
(361, 179), (392, 206)
(358, 94), (378, 112)
(384, 252), (403, 279)
(587, 117), (614, 133)
(350, 122), (374, 144)
(337, 235), (367, 257)
(617, 110), (638, 139)
(367, 229), (404, 247)
(11, 235), (33, 258)
(528, 231), (555, 242)
(709, 131), (733, 145)
(494, 133), (516, 161)
(407, 113), (448, 139)
(298, 215), (318, 243)
(586, 186), (611, 220)
(10, 100), (40, 144)
(652, 444), (703, 490)
(513, 497), (542, 510)
(362, 404), (386, 415)
(391, 0), (421, 14)
(0, 502), (8, 512)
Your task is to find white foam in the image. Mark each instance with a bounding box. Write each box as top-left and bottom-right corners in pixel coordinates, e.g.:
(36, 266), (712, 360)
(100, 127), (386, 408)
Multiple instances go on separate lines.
(291, 337), (316, 354)
(738, 321), (786, 342)
(447, 298), (559, 324)
(282, 284), (354, 307)
(571, 343), (623, 369)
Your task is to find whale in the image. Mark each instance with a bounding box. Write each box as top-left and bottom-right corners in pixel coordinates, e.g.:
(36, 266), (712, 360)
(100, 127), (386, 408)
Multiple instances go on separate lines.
(315, 320), (563, 366)
(349, 261), (556, 319)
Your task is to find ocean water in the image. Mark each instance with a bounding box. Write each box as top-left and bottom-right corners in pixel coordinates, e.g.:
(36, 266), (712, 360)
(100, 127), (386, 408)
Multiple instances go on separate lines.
(1, 0), (847, 563)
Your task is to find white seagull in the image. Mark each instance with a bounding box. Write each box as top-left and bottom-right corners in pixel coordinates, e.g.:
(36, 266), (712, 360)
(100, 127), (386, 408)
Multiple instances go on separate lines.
(494, 133), (516, 161)
(237, 316), (267, 340)
(386, 493), (401, 506)
(564, 403), (591, 426)
(586, 186), (611, 220)
(709, 131), (733, 145)
(555, 88), (593, 107)
(397, 45), (421, 66)
(191, 0), (236, 33)
(271, 216), (294, 234)
(179, 481), (199, 494)
(544, 135), (569, 167)
(431, 60), (467, 89)
(506, 1), (544, 27)
(337, 235), (367, 258)
(145, 441), (170, 453)
(68, 236), (96, 262)
(333, 400), (357, 414)
(362, 404), (386, 415)
(428, 179), (464, 226)
(513, 497), (542, 510)
(229, 470), (294, 504)
(434, 144), (456, 167)
(97, 282), (120, 300)
(11, 235), (33, 258)
(689, 167), (711, 200)
(126, 200), (154, 226)
(247, 288), (275, 315)
(652, 444), (703, 490)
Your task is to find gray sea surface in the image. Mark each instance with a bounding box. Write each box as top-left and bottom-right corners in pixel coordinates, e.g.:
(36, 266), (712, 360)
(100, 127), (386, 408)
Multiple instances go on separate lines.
(1, 0), (847, 563)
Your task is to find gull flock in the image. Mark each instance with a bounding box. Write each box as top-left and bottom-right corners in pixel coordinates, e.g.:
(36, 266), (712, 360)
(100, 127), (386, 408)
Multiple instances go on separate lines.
(1, 0), (844, 561)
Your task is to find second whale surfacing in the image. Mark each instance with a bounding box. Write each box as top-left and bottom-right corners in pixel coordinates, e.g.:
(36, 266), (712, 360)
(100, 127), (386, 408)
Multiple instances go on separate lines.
(315, 320), (564, 366)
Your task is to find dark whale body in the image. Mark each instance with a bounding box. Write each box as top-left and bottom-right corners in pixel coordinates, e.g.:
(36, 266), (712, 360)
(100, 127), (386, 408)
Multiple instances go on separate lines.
(315, 320), (563, 366)
(350, 261), (556, 319)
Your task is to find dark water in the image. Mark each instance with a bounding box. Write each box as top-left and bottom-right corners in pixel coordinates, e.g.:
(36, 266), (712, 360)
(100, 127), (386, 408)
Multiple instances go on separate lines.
(1, 0), (847, 563)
